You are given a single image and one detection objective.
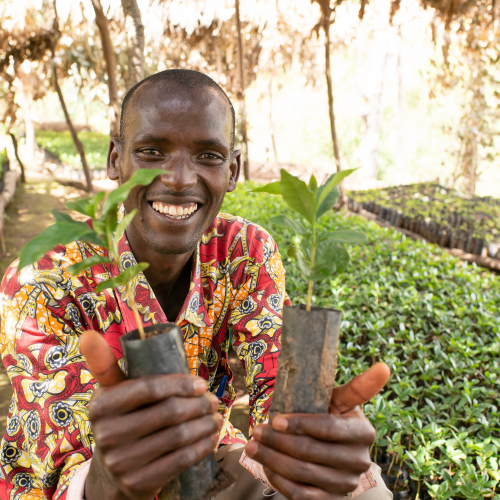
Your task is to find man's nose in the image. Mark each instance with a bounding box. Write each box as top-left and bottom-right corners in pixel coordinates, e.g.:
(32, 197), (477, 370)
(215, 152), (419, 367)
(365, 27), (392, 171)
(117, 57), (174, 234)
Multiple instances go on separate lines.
(159, 155), (197, 192)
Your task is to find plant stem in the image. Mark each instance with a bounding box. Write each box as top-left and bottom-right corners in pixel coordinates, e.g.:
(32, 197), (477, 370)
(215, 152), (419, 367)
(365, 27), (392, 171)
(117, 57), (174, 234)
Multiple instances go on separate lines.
(416, 479), (421, 500)
(127, 282), (146, 340)
(306, 280), (314, 311)
(306, 225), (317, 312)
(387, 453), (397, 477)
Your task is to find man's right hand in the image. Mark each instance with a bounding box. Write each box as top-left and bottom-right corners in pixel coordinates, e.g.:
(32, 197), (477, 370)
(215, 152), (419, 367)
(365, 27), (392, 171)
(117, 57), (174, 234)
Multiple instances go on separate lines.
(81, 330), (223, 500)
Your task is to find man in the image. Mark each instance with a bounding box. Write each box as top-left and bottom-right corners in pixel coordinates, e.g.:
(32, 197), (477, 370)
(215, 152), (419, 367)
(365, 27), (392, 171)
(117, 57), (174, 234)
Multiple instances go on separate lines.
(0, 70), (392, 500)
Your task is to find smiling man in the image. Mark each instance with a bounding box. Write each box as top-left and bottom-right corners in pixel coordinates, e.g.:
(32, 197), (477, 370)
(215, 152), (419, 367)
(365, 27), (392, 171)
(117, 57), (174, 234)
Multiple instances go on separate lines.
(0, 70), (392, 500)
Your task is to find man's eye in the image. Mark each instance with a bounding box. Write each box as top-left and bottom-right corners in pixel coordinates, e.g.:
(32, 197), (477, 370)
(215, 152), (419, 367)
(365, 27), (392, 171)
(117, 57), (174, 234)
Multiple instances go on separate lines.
(199, 153), (223, 161)
(139, 148), (162, 156)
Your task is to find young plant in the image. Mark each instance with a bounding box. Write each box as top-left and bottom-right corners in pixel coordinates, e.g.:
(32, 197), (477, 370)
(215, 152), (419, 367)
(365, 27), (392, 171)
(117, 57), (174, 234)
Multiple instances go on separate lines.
(253, 168), (367, 311)
(18, 168), (167, 340)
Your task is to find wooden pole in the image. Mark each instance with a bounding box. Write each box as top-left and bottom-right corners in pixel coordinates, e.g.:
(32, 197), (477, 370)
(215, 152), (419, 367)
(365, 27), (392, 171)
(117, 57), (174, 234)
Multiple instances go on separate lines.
(235, 0), (250, 181)
(323, 17), (346, 206)
(52, 64), (94, 194)
(9, 133), (26, 183)
(91, 0), (120, 137)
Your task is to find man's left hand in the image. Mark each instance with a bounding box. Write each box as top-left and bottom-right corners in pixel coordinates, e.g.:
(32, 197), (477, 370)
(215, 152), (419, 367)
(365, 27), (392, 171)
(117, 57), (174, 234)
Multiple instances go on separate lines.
(245, 362), (391, 499)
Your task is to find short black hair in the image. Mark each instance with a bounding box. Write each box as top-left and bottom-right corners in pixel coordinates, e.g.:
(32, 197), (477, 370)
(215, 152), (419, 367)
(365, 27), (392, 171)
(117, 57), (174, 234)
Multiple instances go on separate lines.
(119, 69), (235, 151)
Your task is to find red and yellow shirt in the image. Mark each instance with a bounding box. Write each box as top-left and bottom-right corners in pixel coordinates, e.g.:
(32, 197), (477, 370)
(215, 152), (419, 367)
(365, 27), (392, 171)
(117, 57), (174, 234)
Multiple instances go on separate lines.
(0, 212), (289, 500)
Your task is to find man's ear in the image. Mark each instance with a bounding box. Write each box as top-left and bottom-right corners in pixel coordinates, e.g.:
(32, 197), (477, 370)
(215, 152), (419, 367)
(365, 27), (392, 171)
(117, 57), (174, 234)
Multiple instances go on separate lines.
(107, 138), (121, 182)
(227, 150), (241, 193)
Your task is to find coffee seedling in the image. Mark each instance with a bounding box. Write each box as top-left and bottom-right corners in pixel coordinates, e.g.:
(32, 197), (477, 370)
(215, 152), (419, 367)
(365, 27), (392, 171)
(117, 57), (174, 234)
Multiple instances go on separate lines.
(254, 168), (367, 310)
(18, 168), (167, 340)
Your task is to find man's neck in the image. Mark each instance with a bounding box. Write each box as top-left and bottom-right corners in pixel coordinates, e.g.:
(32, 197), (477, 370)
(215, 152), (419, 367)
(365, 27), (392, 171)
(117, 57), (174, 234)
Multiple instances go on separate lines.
(125, 230), (195, 321)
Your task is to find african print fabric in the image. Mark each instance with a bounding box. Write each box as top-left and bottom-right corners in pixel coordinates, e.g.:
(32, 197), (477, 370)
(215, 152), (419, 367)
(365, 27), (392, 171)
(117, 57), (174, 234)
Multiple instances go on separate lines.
(0, 209), (289, 500)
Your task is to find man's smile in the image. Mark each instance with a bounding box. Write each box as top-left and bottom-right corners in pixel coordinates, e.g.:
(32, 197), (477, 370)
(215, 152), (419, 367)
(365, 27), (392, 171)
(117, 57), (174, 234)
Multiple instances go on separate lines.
(149, 200), (201, 221)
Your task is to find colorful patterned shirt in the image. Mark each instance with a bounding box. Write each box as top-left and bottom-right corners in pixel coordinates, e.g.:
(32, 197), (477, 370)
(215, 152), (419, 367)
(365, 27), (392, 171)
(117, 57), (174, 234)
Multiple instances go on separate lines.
(0, 212), (289, 500)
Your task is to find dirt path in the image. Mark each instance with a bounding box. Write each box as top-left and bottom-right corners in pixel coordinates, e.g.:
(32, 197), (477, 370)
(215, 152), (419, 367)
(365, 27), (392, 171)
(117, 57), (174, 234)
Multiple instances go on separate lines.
(0, 180), (84, 437)
(0, 180), (250, 439)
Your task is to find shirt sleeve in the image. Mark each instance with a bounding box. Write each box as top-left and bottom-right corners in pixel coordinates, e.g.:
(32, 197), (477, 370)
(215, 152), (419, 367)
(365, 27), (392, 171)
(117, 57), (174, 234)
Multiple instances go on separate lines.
(0, 263), (96, 500)
(229, 236), (291, 433)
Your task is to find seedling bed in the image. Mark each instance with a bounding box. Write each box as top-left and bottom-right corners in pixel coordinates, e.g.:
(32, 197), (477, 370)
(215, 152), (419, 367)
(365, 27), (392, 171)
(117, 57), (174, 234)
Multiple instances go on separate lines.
(348, 183), (500, 259)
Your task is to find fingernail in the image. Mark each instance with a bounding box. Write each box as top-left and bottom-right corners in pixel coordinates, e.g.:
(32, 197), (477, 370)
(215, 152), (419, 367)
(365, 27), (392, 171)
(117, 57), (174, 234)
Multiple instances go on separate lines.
(194, 379), (207, 394)
(252, 426), (262, 441)
(246, 440), (258, 457)
(273, 417), (288, 431)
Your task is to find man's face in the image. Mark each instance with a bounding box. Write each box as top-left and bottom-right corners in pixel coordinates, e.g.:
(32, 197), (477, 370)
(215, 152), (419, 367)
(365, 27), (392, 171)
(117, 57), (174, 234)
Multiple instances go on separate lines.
(108, 81), (240, 256)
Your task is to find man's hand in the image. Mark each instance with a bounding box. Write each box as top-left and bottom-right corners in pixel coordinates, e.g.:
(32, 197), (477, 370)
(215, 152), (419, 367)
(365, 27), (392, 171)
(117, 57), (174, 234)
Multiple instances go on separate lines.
(245, 362), (391, 500)
(81, 330), (223, 500)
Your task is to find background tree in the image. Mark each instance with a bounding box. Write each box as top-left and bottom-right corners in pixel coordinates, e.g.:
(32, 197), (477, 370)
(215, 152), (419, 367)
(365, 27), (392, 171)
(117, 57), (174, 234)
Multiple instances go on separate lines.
(91, 0), (120, 137)
(121, 0), (145, 89)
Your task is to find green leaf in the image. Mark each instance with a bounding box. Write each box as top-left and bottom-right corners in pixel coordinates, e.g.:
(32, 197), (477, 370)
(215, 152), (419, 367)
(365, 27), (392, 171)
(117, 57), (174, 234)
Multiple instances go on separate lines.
(251, 181), (282, 195)
(102, 168), (167, 217)
(104, 207), (119, 252)
(269, 215), (306, 235)
(316, 169), (356, 207)
(18, 221), (105, 271)
(67, 255), (113, 275)
(95, 263), (150, 293)
(66, 197), (91, 216)
(113, 209), (138, 257)
(51, 210), (74, 223)
(287, 245), (299, 259)
(321, 230), (368, 245)
(88, 191), (107, 218)
(295, 248), (312, 278)
(316, 186), (340, 219)
(280, 169), (316, 224)
(66, 191), (106, 219)
(308, 174), (318, 191)
(300, 237), (311, 260)
(312, 241), (350, 278)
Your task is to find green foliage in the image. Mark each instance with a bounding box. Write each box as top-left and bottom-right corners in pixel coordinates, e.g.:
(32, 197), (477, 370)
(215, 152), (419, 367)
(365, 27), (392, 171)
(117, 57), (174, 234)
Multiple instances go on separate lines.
(253, 169), (366, 288)
(222, 184), (500, 498)
(0, 149), (7, 166)
(351, 182), (500, 243)
(36, 130), (110, 170)
(96, 263), (150, 293)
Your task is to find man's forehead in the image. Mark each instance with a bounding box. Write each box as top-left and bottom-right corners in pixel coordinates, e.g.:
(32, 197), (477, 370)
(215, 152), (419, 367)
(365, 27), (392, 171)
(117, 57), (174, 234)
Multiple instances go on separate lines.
(131, 80), (229, 121)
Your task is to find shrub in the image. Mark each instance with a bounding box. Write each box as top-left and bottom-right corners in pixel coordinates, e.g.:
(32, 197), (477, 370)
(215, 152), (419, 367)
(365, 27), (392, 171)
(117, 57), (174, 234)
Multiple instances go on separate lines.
(223, 184), (500, 499)
(36, 130), (110, 171)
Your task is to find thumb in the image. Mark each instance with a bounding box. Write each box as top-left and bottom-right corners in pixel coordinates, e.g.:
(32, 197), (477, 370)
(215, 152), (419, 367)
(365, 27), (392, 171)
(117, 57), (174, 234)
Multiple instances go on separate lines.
(80, 330), (127, 387)
(330, 362), (391, 415)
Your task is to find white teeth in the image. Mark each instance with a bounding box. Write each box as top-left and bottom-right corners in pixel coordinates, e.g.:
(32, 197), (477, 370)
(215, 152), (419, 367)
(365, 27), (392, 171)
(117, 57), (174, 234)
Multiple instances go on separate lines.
(151, 202), (198, 219)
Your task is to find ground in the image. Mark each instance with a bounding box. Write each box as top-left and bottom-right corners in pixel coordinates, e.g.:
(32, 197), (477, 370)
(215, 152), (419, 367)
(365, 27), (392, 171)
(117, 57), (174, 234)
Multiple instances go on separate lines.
(0, 179), (251, 439)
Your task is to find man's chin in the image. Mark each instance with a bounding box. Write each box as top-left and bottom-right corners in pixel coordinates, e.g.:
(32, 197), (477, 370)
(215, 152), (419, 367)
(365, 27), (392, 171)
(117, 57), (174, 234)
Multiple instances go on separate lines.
(144, 237), (199, 256)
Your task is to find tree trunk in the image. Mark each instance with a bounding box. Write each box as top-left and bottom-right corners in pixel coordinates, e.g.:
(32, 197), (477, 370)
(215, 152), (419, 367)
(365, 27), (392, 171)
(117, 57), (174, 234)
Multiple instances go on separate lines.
(52, 65), (93, 194)
(9, 133), (26, 183)
(235, 0), (250, 181)
(17, 76), (35, 168)
(121, 0), (145, 90)
(92, 0), (120, 137)
(322, 19), (346, 206)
